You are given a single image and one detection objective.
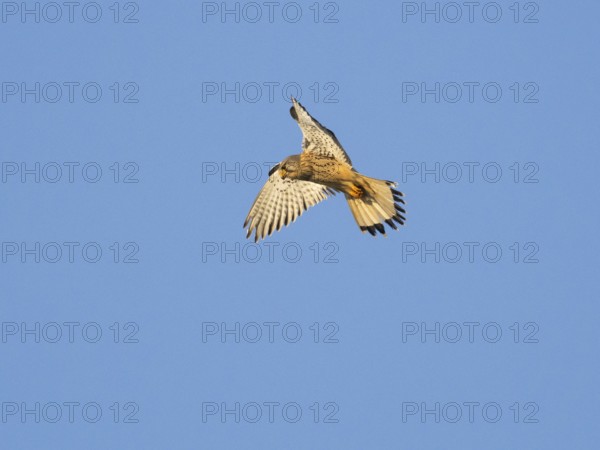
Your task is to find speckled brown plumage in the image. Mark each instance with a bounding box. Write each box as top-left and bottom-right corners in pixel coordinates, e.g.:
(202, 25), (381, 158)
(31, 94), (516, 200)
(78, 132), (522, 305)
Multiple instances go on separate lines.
(244, 98), (405, 242)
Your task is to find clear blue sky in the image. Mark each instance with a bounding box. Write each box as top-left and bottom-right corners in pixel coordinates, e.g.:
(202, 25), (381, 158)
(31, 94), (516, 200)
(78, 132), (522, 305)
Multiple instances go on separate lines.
(1, 1), (599, 449)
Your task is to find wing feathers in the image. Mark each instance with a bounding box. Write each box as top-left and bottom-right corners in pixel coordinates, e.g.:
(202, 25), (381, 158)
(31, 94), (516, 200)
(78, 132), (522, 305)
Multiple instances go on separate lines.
(290, 97), (353, 166)
(244, 173), (333, 242)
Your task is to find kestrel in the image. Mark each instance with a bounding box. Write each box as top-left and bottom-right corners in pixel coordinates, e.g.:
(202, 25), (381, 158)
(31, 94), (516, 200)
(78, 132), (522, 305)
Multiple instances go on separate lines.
(243, 98), (406, 242)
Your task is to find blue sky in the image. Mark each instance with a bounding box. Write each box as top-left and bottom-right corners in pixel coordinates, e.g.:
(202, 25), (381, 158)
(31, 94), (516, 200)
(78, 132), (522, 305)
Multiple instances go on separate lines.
(1, 1), (599, 449)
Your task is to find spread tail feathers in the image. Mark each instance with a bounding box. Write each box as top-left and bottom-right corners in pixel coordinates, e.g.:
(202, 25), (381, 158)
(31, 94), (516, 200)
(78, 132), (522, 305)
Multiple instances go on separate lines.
(345, 176), (406, 236)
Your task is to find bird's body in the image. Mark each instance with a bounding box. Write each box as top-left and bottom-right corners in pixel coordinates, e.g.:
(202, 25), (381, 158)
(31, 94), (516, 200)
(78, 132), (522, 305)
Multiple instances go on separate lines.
(282, 153), (351, 189)
(289, 154), (382, 200)
(244, 98), (406, 242)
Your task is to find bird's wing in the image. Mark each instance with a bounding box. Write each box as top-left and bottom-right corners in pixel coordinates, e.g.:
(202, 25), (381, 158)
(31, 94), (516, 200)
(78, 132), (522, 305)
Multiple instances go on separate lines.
(244, 167), (335, 242)
(290, 97), (353, 167)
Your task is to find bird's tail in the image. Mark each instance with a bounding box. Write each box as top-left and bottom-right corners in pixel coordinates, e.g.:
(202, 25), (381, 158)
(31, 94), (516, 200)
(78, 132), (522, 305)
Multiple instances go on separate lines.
(345, 175), (406, 236)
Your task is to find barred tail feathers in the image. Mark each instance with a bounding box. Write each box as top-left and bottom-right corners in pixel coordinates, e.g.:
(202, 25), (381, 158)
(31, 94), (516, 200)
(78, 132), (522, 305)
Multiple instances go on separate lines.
(345, 175), (406, 236)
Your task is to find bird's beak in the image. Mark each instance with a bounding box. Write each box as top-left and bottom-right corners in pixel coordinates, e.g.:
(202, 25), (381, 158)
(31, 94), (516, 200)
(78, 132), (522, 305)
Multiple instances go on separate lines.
(279, 168), (287, 178)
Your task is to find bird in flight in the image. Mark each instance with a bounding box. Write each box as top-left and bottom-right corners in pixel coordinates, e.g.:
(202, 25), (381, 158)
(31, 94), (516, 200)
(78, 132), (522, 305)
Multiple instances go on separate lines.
(243, 98), (406, 242)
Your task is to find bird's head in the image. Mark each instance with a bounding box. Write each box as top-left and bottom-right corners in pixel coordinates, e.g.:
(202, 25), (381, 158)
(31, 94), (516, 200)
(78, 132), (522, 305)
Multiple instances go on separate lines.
(278, 155), (301, 179)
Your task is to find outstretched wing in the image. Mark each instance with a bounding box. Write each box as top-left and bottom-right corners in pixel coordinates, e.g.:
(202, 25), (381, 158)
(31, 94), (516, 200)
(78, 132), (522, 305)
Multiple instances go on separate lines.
(290, 97), (353, 166)
(244, 168), (335, 242)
